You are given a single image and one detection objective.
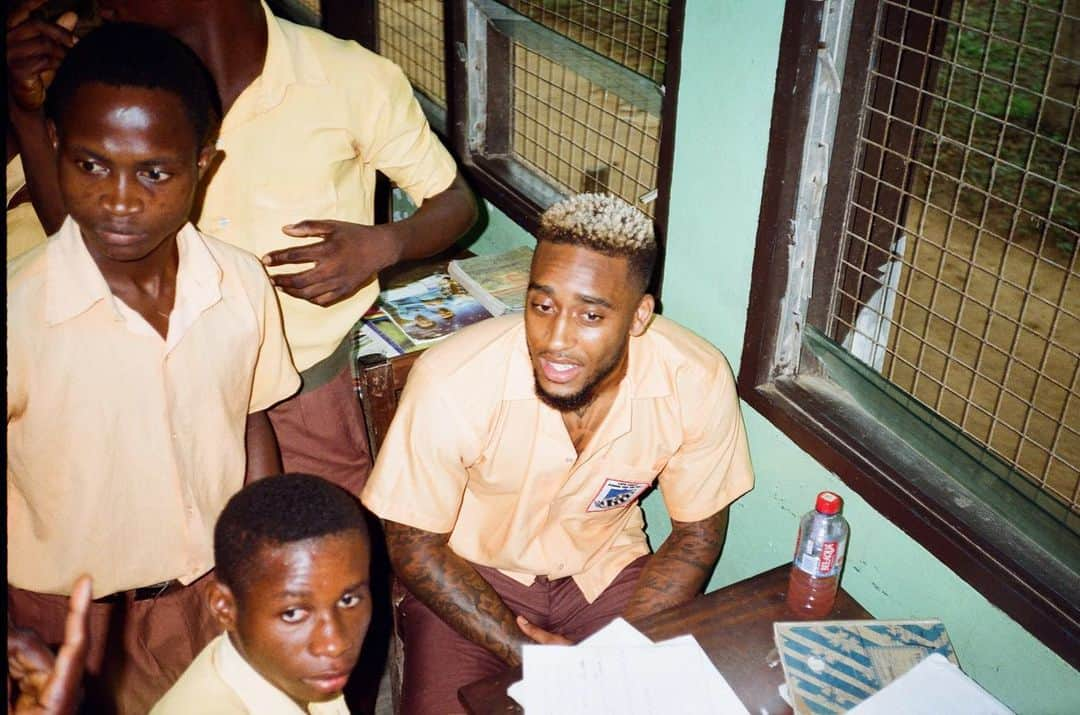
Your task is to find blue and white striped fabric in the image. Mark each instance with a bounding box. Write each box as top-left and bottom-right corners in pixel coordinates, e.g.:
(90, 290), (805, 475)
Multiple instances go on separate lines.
(774, 620), (957, 714)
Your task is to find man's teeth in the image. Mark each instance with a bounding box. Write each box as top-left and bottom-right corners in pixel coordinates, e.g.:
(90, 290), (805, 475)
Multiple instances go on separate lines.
(549, 362), (575, 372)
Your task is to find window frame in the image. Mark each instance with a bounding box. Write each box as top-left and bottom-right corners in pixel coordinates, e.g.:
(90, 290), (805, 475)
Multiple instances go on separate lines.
(444, 0), (683, 296)
(739, 0), (1079, 668)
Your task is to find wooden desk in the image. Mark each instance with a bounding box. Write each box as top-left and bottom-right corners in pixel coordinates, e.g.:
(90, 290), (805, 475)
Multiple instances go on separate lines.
(458, 565), (871, 714)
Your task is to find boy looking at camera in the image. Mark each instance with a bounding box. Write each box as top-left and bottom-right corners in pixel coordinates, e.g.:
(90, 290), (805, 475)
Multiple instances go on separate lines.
(153, 474), (372, 715)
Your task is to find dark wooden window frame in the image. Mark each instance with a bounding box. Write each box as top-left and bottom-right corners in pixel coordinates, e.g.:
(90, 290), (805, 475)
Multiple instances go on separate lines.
(444, 0), (683, 297)
(739, 0), (1079, 668)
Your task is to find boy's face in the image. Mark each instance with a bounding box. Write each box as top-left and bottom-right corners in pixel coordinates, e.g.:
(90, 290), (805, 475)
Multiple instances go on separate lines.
(210, 532), (371, 706)
(525, 241), (654, 412)
(49, 82), (211, 265)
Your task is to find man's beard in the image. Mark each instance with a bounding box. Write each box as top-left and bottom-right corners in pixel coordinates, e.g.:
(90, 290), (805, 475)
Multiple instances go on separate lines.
(532, 342), (626, 413)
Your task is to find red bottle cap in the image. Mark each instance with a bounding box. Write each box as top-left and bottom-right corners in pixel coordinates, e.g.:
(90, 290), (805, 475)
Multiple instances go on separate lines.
(815, 491), (843, 515)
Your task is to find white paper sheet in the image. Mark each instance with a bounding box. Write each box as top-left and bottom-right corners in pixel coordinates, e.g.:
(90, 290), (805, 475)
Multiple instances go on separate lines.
(847, 653), (1013, 715)
(507, 618), (749, 714)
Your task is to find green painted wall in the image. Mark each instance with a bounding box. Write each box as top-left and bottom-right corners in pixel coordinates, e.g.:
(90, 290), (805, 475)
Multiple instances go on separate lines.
(466, 2), (1079, 712)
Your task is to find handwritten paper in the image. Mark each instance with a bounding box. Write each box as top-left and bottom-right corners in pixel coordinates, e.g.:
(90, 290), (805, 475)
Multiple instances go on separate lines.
(508, 618), (749, 714)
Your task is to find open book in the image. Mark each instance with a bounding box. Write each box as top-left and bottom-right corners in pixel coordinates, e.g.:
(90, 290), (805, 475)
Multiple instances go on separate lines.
(447, 246), (534, 316)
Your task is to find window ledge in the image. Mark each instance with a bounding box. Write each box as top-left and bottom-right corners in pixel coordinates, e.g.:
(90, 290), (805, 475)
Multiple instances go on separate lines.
(738, 367), (1080, 668)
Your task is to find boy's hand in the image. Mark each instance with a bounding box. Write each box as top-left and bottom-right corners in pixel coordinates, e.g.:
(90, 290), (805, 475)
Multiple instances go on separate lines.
(6, 0), (78, 112)
(7, 574), (92, 715)
(516, 616), (573, 646)
(262, 220), (402, 307)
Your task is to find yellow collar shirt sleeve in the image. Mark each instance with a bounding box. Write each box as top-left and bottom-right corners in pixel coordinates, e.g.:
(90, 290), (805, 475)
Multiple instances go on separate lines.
(150, 634), (350, 715)
(7, 218), (301, 598)
(361, 315), (755, 603)
(195, 1), (458, 371)
(6, 155), (48, 262)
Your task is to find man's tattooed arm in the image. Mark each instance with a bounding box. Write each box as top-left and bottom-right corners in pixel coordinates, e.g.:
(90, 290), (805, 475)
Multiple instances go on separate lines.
(622, 507), (730, 622)
(383, 520), (529, 666)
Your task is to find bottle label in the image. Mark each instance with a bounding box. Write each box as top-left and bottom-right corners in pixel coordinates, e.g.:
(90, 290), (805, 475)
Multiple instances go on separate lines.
(793, 540), (845, 578)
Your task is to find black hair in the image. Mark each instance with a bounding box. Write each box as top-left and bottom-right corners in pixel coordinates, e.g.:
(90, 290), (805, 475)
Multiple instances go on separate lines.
(44, 21), (221, 145)
(214, 474), (370, 595)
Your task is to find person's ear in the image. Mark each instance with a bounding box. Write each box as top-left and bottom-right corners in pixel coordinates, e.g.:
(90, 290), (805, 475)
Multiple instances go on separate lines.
(196, 142), (218, 180)
(47, 120), (60, 152)
(629, 293), (655, 337)
(207, 578), (239, 632)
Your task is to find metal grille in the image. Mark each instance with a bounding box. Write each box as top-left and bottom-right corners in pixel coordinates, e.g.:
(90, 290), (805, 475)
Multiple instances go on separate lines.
(502, 0), (670, 83)
(377, 0), (447, 106)
(829, 0), (1080, 515)
(512, 44), (662, 216)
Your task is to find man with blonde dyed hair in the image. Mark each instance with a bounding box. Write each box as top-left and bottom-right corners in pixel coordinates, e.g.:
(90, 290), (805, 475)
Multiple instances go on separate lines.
(362, 193), (756, 713)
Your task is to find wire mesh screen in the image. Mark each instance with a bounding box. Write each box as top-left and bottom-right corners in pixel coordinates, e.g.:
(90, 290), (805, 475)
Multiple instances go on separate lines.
(512, 44), (662, 216)
(377, 0), (447, 106)
(828, 0), (1079, 515)
(502, 0), (670, 83)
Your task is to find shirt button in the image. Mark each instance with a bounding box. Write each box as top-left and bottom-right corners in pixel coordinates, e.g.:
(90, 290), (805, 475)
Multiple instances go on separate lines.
(565, 457), (572, 463)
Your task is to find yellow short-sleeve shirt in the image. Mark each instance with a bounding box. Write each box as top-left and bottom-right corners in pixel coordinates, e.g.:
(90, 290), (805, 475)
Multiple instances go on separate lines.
(361, 315), (755, 602)
(195, 2), (458, 371)
(152, 634), (349, 715)
(7, 219), (300, 598)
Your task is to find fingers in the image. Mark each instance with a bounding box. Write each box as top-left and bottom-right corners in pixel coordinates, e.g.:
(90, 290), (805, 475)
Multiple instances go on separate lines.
(8, 628), (55, 675)
(7, 17), (77, 49)
(55, 11), (77, 33)
(40, 575), (92, 714)
(516, 616), (573, 646)
(280, 220), (341, 238)
(6, 15), (76, 110)
(6, 0), (49, 29)
(261, 242), (328, 269)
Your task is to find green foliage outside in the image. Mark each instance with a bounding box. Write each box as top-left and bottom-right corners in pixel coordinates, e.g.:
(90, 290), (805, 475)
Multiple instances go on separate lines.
(920, 0), (1078, 258)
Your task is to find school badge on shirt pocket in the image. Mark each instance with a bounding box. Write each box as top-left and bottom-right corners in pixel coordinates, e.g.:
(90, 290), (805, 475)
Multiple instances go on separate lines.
(587, 478), (651, 512)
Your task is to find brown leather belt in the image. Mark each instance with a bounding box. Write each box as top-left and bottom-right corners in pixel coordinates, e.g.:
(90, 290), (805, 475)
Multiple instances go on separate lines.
(92, 580), (180, 604)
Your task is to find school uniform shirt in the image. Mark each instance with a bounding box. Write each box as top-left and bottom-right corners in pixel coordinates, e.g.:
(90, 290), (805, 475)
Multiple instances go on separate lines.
(150, 634), (350, 715)
(196, 1), (458, 372)
(6, 155), (48, 262)
(6, 218), (300, 599)
(361, 315), (755, 602)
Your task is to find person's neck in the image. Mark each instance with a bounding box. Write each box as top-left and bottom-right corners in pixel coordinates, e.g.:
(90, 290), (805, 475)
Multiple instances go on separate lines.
(89, 236), (180, 297)
(174, 2), (269, 115)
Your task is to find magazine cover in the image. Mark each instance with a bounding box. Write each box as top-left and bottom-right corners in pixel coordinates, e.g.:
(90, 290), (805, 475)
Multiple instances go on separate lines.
(377, 273), (493, 344)
(448, 246), (533, 315)
(773, 619), (957, 714)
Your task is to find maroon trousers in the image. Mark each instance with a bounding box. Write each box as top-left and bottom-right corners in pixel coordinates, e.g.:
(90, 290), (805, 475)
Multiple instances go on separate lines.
(268, 363), (372, 496)
(397, 555), (650, 715)
(7, 575), (218, 715)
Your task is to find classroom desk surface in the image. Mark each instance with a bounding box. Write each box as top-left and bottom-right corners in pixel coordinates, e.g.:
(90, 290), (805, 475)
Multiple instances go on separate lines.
(457, 564), (872, 714)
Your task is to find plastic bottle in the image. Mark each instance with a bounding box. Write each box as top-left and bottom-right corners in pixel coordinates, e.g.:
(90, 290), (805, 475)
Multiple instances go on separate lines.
(786, 491), (849, 618)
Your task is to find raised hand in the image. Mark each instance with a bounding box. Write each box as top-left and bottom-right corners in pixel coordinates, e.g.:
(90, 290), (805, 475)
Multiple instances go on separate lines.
(6, 0), (78, 112)
(7, 574), (92, 715)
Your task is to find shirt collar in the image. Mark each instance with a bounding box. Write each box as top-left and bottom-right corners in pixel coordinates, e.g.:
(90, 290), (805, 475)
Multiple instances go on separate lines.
(503, 316), (671, 401)
(228, 2), (328, 125)
(44, 217), (224, 329)
(215, 634), (350, 715)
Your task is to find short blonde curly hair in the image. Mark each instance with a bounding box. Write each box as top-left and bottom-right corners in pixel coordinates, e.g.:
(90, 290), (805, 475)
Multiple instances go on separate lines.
(537, 193), (657, 291)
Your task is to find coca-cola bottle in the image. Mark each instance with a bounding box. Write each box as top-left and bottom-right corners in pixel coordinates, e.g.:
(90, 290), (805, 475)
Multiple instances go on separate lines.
(786, 491), (849, 618)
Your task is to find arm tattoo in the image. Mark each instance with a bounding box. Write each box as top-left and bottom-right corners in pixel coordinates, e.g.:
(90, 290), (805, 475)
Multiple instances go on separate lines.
(384, 520), (528, 666)
(622, 508), (729, 622)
